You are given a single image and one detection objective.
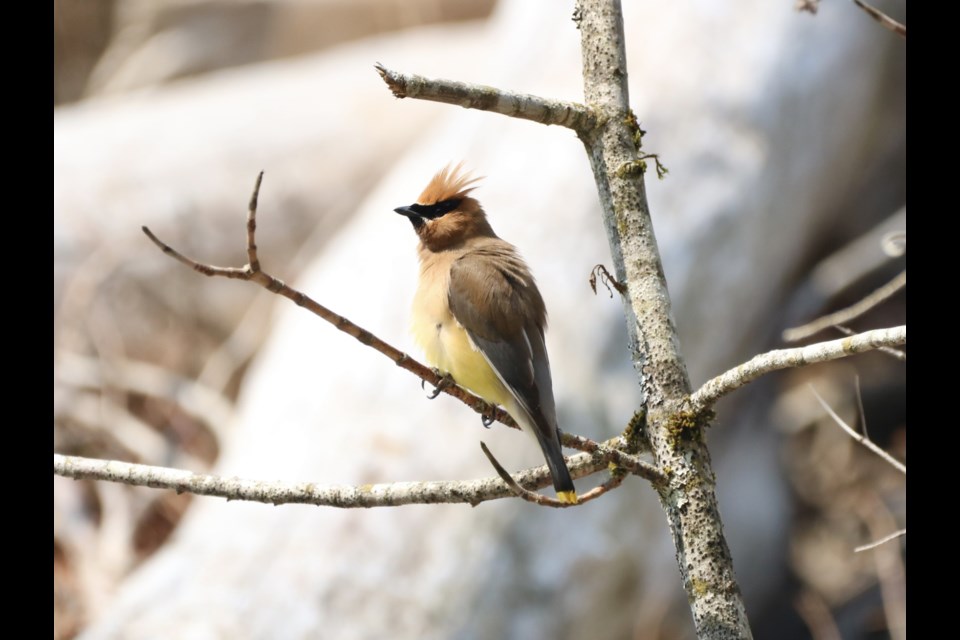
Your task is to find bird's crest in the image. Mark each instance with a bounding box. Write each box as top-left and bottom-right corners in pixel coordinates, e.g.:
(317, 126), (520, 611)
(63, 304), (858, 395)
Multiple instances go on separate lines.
(418, 163), (482, 205)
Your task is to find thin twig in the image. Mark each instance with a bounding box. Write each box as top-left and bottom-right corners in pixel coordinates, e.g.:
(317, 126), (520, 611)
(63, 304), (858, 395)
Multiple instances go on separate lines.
(854, 528), (906, 553)
(690, 326), (906, 413)
(573, 470), (627, 504)
(852, 0), (906, 38)
(809, 385), (906, 474)
(479, 442), (627, 507)
(374, 64), (596, 133)
(560, 432), (663, 484)
(783, 270), (906, 341)
(480, 442), (572, 507)
(854, 375), (868, 441)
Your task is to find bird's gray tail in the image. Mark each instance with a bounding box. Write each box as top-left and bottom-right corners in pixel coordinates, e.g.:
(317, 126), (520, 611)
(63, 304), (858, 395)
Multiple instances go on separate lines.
(534, 427), (577, 504)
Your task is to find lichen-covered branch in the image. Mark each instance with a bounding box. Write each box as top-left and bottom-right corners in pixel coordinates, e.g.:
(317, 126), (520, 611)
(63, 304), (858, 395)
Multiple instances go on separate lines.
(374, 63), (596, 132)
(576, 0), (751, 636)
(834, 324), (906, 360)
(691, 326), (906, 414)
(54, 445), (631, 508)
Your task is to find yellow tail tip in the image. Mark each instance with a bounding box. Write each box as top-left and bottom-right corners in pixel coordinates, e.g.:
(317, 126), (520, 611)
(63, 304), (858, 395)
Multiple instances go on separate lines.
(556, 491), (579, 505)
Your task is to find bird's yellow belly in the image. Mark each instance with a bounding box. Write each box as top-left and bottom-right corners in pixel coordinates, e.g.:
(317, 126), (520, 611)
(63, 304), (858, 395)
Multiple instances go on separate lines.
(411, 297), (511, 407)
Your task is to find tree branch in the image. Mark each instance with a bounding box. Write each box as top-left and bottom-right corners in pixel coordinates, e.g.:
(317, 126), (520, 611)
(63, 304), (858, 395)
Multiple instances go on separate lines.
(574, 1), (750, 636)
(55, 453), (538, 507)
(834, 324), (905, 361)
(54, 443), (639, 508)
(809, 385), (906, 475)
(852, 0), (906, 39)
(480, 442), (573, 508)
(854, 528), (906, 553)
(480, 442), (628, 507)
(690, 326), (906, 414)
(783, 270), (905, 342)
(374, 63), (597, 132)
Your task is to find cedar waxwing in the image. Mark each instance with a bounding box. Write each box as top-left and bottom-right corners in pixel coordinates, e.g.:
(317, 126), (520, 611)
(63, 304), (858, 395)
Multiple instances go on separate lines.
(394, 165), (577, 504)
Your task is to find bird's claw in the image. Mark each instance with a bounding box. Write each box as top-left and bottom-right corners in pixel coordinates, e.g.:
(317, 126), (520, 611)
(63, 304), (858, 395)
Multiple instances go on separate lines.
(479, 400), (498, 428)
(422, 369), (454, 400)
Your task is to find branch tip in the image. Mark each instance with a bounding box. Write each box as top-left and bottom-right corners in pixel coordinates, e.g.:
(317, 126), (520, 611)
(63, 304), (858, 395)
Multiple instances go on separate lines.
(249, 171), (264, 210)
(374, 63), (406, 98)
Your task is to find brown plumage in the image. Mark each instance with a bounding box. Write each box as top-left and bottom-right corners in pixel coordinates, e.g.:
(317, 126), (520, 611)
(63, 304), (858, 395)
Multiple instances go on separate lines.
(394, 164), (577, 504)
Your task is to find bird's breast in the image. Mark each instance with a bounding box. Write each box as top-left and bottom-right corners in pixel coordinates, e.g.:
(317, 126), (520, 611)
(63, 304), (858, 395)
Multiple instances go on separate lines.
(410, 268), (510, 407)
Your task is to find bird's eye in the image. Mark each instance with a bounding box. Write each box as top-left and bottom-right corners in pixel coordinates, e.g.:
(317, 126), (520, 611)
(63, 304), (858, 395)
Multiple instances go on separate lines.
(410, 199), (462, 220)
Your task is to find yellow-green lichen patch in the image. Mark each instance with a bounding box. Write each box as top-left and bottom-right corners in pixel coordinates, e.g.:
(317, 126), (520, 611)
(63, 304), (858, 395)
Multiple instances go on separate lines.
(689, 576), (711, 599)
(665, 408), (703, 451)
(623, 408), (648, 453)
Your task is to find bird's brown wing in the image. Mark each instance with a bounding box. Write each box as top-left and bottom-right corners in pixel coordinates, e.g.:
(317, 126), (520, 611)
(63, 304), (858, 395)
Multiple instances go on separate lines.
(447, 247), (557, 433)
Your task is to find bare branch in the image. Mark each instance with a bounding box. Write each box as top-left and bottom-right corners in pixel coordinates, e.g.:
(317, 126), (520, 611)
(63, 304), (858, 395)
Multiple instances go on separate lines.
(852, 0), (906, 38)
(142, 226), (251, 280)
(783, 270), (905, 342)
(245, 170), (263, 270)
(143, 174), (519, 430)
(809, 385), (906, 474)
(374, 63), (596, 132)
(480, 442), (628, 507)
(854, 528), (906, 553)
(480, 442), (573, 508)
(691, 326), (906, 413)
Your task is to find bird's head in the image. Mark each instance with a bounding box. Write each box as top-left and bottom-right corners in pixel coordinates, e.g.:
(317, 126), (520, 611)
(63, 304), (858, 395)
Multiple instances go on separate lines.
(394, 164), (495, 251)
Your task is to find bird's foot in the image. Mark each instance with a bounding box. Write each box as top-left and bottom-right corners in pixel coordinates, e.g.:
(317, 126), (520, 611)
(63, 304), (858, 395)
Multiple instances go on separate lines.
(422, 369), (454, 399)
(479, 401), (497, 429)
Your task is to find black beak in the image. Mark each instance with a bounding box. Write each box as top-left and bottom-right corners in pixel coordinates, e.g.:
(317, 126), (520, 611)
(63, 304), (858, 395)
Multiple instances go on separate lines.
(394, 204), (424, 229)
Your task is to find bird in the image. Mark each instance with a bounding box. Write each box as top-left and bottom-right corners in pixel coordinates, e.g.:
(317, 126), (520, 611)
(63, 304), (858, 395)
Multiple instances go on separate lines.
(393, 164), (577, 504)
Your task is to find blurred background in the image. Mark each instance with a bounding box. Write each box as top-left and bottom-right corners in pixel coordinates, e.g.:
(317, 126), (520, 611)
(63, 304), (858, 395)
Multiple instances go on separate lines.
(54, 1), (905, 638)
